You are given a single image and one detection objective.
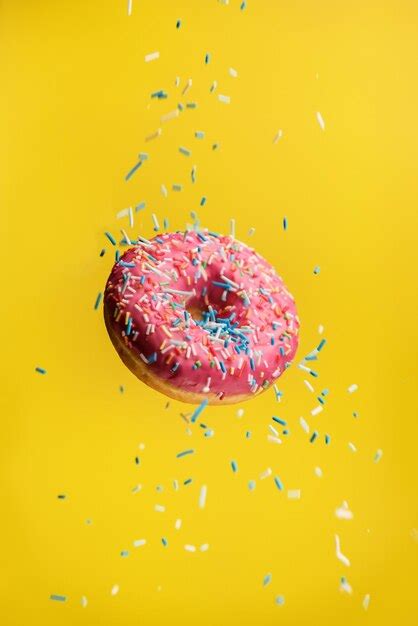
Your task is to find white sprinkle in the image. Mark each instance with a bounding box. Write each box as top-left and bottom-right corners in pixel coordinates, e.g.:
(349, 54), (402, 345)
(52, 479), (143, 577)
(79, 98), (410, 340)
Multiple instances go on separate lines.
(311, 405), (323, 416)
(199, 485), (207, 509)
(236, 408), (244, 418)
(316, 111), (325, 130)
(340, 578), (352, 594)
(116, 207), (130, 219)
(304, 379), (314, 392)
(175, 518), (182, 530)
(374, 448), (383, 463)
(348, 384), (358, 394)
(145, 51), (159, 63)
(229, 67), (238, 78)
(314, 466), (323, 477)
(129, 206), (134, 228)
(363, 594), (370, 610)
(155, 504), (165, 512)
(200, 543), (209, 552)
(182, 78), (192, 96)
(152, 213), (160, 231)
(81, 596), (88, 608)
(335, 501), (354, 520)
(184, 544), (196, 552)
(287, 489), (301, 500)
(230, 218), (236, 238)
(161, 109), (179, 123)
(268, 435), (282, 445)
(273, 129), (283, 144)
(145, 128), (162, 142)
(348, 442), (357, 453)
(160, 184), (168, 197)
(335, 534), (350, 567)
(260, 467), (272, 480)
(111, 585), (119, 596)
(218, 94), (231, 104)
(138, 442), (145, 450)
(133, 539), (147, 547)
(299, 416), (310, 433)
(318, 324), (324, 334)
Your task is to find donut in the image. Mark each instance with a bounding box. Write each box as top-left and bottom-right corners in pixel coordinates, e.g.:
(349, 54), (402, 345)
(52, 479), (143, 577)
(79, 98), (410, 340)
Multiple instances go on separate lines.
(103, 230), (299, 405)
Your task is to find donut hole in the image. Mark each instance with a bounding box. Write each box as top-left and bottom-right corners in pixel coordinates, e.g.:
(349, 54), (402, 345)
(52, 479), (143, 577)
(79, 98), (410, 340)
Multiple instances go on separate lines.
(185, 301), (205, 321)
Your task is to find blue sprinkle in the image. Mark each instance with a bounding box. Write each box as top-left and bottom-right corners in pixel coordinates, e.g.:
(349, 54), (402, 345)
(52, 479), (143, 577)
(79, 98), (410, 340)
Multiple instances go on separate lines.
(195, 131), (205, 139)
(248, 480), (256, 491)
(321, 388), (330, 396)
(105, 231), (117, 245)
(125, 159), (143, 181)
(313, 265), (321, 275)
(310, 431), (318, 443)
(246, 431), (251, 439)
(272, 416), (286, 426)
(325, 433), (331, 445)
(186, 102), (197, 109)
(176, 19), (181, 29)
(126, 317), (132, 336)
(200, 196), (207, 206)
(240, 1), (247, 10)
(121, 550), (130, 557)
(176, 449), (195, 458)
(231, 460), (238, 473)
(161, 537), (168, 546)
(309, 369), (319, 378)
(263, 573), (272, 587)
(115, 250), (120, 262)
(179, 146), (191, 156)
(274, 476), (283, 491)
(275, 595), (285, 606)
(35, 366), (47, 375)
(135, 201), (146, 211)
(283, 216), (288, 231)
(50, 595), (67, 602)
(57, 494), (66, 500)
(190, 398), (208, 423)
(205, 52), (211, 64)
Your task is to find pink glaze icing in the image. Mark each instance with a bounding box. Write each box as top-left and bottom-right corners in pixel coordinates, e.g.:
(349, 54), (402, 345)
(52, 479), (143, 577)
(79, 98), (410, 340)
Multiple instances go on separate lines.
(104, 230), (299, 400)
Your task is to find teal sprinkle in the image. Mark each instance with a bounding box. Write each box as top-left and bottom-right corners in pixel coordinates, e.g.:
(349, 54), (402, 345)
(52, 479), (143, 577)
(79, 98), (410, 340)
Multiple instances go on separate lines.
(263, 573), (272, 587)
(274, 476), (283, 491)
(35, 366), (47, 375)
(50, 595), (67, 602)
(105, 231), (116, 245)
(94, 292), (103, 310)
(313, 265), (321, 275)
(231, 460), (238, 473)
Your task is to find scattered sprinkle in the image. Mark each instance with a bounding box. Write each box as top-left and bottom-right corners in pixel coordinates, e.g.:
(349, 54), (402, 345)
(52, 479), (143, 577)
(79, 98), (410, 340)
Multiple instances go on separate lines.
(314, 466), (323, 477)
(111, 585), (119, 596)
(133, 539), (146, 547)
(347, 384), (358, 394)
(283, 216), (288, 231)
(35, 367), (47, 375)
(316, 111), (325, 130)
(175, 519), (182, 530)
(105, 231), (117, 245)
(50, 595), (67, 602)
(363, 594), (371, 611)
(184, 544), (196, 552)
(287, 489), (301, 500)
(176, 449), (194, 459)
(81, 596), (88, 608)
(229, 67), (238, 78)
(274, 476), (283, 491)
(340, 577), (352, 594)
(236, 408), (244, 418)
(200, 543), (209, 552)
(275, 595), (285, 606)
(190, 399), (208, 423)
(273, 129), (283, 143)
(313, 265), (321, 275)
(231, 460), (238, 473)
(218, 94), (231, 104)
(335, 534), (350, 567)
(145, 51), (160, 62)
(374, 449), (383, 463)
(335, 501), (354, 520)
(94, 292), (103, 310)
(263, 573), (272, 587)
(155, 504), (165, 512)
(199, 485), (207, 509)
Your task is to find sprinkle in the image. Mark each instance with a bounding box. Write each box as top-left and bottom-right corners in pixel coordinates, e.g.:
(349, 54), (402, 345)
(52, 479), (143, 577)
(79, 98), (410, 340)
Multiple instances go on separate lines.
(161, 537), (168, 547)
(240, 1), (247, 10)
(287, 489), (301, 500)
(145, 128), (162, 142)
(151, 213), (160, 231)
(248, 227), (255, 236)
(236, 408), (244, 418)
(135, 201), (146, 211)
(99, 248), (106, 256)
(229, 67), (238, 78)
(195, 131), (205, 139)
(94, 292), (103, 310)
(317, 339), (327, 351)
(313, 265), (321, 275)
(299, 417), (309, 433)
(176, 449), (194, 458)
(275, 595), (285, 606)
(145, 51), (159, 62)
(310, 431), (318, 443)
(282, 216), (288, 231)
(199, 485), (207, 509)
(120, 550), (129, 557)
(311, 405), (323, 416)
(363, 594), (371, 611)
(218, 94), (231, 104)
(161, 109), (179, 123)
(348, 442), (357, 452)
(340, 577), (352, 594)
(374, 449), (383, 463)
(50, 595), (67, 602)
(200, 543), (209, 552)
(184, 544), (196, 552)
(205, 52), (211, 64)
(179, 146), (191, 157)
(347, 384), (358, 394)
(325, 433), (331, 445)
(190, 399), (208, 423)
(81, 596), (88, 608)
(105, 231), (116, 245)
(318, 324), (324, 334)
(260, 468), (272, 480)
(35, 366), (47, 375)
(273, 129), (283, 143)
(316, 111), (325, 130)
(230, 218), (236, 238)
(231, 460), (238, 473)
(274, 476), (283, 491)
(160, 184), (168, 197)
(155, 504), (165, 512)
(272, 416), (286, 426)
(111, 585), (119, 596)
(175, 519), (182, 530)
(133, 539), (146, 547)
(314, 466), (323, 477)
(248, 480), (256, 491)
(335, 534), (350, 567)
(200, 196), (207, 206)
(304, 380), (314, 392)
(125, 159), (142, 181)
(263, 573), (272, 587)
(176, 19), (181, 29)
(335, 501), (353, 520)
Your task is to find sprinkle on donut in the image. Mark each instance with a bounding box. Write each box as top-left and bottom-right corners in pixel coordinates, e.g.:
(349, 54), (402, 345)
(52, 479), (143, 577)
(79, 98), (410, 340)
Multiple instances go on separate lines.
(104, 230), (299, 404)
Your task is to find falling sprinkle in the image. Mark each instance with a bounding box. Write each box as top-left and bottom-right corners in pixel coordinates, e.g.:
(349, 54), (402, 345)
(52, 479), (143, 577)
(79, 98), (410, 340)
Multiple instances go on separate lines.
(199, 485), (207, 509)
(348, 384), (358, 394)
(184, 544), (196, 552)
(248, 480), (256, 491)
(348, 442), (357, 453)
(287, 489), (301, 500)
(230, 218), (236, 238)
(316, 111), (325, 130)
(155, 504), (165, 512)
(229, 67), (238, 78)
(125, 160), (143, 181)
(311, 405), (323, 416)
(176, 19), (181, 29)
(299, 417), (309, 433)
(94, 292), (103, 310)
(275, 595), (285, 606)
(231, 460), (238, 473)
(240, 1), (247, 10)
(335, 501), (354, 520)
(318, 324), (324, 334)
(273, 129), (283, 143)
(35, 367), (47, 375)
(205, 52), (211, 64)
(145, 128), (162, 142)
(314, 466), (323, 477)
(195, 130), (205, 139)
(161, 537), (168, 547)
(260, 468), (272, 480)
(304, 380), (314, 393)
(111, 585), (119, 596)
(105, 231), (117, 245)
(335, 534), (350, 567)
(236, 408), (244, 418)
(374, 449), (383, 463)
(152, 213), (160, 231)
(175, 519), (182, 530)
(283, 216), (288, 231)
(145, 51), (159, 62)
(190, 398), (208, 423)
(218, 94), (231, 104)
(263, 573), (272, 587)
(50, 595), (67, 602)
(363, 594), (371, 611)
(81, 596), (88, 608)
(200, 543), (209, 552)
(133, 539), (146, 547)
(340, 577), (352, 594)
(120, 550), (129, 557)
(274, 476), (284, 491)
(127, 0), (133, 16)
(176, 449), (194, 459)
(179, 146), (191, 157)
(313, 265), (321, 275)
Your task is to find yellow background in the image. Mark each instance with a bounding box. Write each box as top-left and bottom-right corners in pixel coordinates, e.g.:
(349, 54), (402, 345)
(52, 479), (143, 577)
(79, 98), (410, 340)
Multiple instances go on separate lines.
(1, 1), (417, 625)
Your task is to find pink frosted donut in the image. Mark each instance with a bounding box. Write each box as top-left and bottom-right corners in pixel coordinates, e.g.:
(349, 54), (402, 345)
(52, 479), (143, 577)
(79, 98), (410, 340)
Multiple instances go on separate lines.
(103, 230), (299, 405)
